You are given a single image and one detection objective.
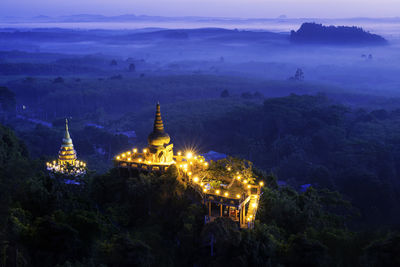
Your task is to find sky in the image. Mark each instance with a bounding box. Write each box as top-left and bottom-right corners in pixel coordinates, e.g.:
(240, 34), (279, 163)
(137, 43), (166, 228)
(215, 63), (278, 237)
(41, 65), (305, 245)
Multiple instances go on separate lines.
(1, 0), (399, 18)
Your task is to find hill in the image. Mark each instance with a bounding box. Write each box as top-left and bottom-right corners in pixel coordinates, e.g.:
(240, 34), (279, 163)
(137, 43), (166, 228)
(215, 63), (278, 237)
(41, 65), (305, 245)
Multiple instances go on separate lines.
(290, 22), (388, 45)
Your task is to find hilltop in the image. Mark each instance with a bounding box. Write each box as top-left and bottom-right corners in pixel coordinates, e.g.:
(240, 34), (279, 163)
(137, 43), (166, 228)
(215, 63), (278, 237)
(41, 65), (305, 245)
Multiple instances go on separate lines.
(290, 22), (388, 45)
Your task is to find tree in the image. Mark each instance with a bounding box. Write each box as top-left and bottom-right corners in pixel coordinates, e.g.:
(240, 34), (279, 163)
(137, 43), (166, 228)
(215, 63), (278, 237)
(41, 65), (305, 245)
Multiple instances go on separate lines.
(220, 89), (229, 98)
(53, 77), (64, 84)
(294, 68), (304, 80)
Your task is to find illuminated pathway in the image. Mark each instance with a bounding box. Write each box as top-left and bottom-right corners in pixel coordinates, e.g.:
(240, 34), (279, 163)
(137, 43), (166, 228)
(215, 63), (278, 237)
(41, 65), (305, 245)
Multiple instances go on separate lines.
(114, 103), (263, 228)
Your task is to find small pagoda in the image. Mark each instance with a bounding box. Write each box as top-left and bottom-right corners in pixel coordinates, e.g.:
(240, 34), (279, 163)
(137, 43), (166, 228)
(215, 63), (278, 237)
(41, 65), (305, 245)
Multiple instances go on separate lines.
(46, 119), (86, 176)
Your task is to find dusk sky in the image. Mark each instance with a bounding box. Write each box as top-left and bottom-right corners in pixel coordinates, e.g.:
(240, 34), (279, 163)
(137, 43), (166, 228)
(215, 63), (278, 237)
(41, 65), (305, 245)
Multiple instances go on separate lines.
(1, 0), (399, 18)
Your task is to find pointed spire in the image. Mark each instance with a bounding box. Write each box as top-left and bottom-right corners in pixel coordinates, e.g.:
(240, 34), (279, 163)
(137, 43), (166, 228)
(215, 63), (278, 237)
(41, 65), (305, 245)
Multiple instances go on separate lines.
(65, 118), (71, 140)
(153, 102), (165, 133)
(61, 118), (73, 147)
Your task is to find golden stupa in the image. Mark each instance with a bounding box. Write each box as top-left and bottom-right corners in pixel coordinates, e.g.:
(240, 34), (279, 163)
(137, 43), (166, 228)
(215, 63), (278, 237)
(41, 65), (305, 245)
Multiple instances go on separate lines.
(46, 119), (86, 176)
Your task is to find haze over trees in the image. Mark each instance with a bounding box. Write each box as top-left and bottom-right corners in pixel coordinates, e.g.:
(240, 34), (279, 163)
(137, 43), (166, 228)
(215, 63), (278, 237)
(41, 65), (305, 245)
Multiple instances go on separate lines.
(0, 15), (400, 267)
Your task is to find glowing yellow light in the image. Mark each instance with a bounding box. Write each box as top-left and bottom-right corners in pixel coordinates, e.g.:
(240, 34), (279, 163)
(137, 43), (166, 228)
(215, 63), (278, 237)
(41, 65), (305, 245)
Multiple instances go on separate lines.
(194, 156), (197, 160)
(224, 192), (229, 197)
(193, 177), (199, 183)
(247, 218), (251, 221)
(179, 164), (182, 168)
(227, 167), (231, 171)
(138, 158), (142, 162)
(259, 181), (264, 186)
(183, 164), (188, 169)
(188, 172), (192, 176)
(143, 149), (147, 153)
(127, 151), (131, 155)
(53, 161), (56, 164)
(247, 185), (251, 189)
(236, 171), (239, 175)
(200, 182), (204, 186)
(203, 188), (207, 192)
(116, 156), (120, 160)
(250, 215), (253, 218)
(127, 157), (131, 161)
(186, 152), (193, 159)
(177, 151), (182, 156)
(122, 153), (126, 157)
(204, 162), (208, 167)
(237, 176), (241, 180)
(216, 190), (220, 194)
(190, 162), (193, 165)
(200, 159), (203, 163)
(252, 203), (257, 208)
(133, 148), (137, 153)
(243, 180), (248, 184)
(147, 161), (151, 164)
(236, 194), (241, 199)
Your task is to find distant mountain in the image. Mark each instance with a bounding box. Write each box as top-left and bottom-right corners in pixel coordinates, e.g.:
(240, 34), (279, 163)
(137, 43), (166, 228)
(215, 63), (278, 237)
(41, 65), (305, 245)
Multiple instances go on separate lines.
(290, 22), (388, 45)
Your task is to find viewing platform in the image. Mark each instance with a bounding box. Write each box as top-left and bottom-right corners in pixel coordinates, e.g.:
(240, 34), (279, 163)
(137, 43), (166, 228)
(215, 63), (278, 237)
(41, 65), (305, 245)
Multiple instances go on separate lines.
(114, 103), (263, 228)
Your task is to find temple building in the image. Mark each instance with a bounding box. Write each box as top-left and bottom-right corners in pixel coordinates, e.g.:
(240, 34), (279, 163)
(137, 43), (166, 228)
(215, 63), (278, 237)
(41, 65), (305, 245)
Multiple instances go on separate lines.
(114, 102), (263, 228)
(46, 119), (86, 176)
(115, 102), (174, 172)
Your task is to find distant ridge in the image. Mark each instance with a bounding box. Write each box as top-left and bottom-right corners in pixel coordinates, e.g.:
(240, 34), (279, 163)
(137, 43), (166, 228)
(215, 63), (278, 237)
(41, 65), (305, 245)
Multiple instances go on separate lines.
(290, 22), (388, 45)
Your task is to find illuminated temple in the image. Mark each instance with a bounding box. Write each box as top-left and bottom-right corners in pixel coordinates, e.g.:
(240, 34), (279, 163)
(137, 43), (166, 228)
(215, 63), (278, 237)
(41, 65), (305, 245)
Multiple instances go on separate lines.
(115, 102), (174, 172)
(46, 119), (86, 176)
(115, 103), (263, 228)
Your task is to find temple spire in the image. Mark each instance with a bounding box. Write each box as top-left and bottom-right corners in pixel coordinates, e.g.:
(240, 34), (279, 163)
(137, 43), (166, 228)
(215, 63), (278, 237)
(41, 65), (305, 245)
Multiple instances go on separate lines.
(65, 118), (71, 140)
(153, 102), (165, 133)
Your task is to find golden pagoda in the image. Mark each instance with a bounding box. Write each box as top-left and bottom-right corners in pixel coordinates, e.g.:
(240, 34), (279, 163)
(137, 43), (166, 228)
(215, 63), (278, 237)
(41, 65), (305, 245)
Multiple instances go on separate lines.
(115, 103), (174, 172)
(147, 102), (174, 164)
(46, 119), (86, 176)
(58, 119), (77, 164)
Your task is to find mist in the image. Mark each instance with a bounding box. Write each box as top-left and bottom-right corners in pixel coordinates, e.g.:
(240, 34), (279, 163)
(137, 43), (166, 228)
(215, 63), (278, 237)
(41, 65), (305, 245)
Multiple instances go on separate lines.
(1, 5), (400, 267)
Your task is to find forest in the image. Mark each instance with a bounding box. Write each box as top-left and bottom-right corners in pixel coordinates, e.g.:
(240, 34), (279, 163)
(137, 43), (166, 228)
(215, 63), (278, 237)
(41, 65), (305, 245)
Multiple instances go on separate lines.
(1, 17), (400, 266)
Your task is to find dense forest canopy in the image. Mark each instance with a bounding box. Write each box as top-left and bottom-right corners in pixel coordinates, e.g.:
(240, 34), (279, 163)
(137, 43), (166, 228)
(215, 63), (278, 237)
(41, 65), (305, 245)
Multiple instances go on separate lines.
(0, 123), (399, 266)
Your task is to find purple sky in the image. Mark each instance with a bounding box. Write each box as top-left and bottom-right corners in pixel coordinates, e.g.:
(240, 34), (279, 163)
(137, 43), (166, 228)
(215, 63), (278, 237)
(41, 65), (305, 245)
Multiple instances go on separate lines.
(1, 0), (399, 18)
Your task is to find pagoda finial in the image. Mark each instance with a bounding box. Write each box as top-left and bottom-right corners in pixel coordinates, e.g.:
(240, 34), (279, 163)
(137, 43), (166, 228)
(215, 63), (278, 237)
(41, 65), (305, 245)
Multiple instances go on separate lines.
(153, 102), (164, 133)
(65, 118), (71, 140)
